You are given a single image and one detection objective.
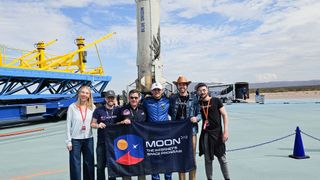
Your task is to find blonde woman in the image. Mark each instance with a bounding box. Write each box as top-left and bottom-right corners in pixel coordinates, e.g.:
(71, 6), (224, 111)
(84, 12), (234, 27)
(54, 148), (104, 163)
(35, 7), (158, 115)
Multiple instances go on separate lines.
(66, 86), (96, 180)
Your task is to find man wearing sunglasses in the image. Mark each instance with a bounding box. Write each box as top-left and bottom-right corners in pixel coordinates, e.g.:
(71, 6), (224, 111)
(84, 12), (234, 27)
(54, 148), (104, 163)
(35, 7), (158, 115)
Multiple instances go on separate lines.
(118, 89), (146, 180)
(118, 89), (146, 125)
(143, 82), (172, 180)
(91, 90), (121, 180)
(169, 75), (202, 180)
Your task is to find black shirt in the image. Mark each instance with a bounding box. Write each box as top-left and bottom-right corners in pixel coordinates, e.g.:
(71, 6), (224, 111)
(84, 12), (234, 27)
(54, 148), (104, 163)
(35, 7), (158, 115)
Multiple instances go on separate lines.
(176, 95), (189, 120)
(200, 97), (223, 132)
(92, 105), (121, 144)
(119, 104), (146, 122)
(199, 98), (226, 159)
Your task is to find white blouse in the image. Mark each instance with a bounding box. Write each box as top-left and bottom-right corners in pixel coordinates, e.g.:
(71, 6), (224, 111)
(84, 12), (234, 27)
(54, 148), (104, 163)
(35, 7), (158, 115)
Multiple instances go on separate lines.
(66, 103), (95, 146)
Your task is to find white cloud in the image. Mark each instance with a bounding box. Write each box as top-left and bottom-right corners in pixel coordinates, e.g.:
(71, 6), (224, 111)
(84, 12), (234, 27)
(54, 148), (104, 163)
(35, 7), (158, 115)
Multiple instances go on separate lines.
(47, 0), (91, 8)
(0, 1), (75, 53)
(47, 0), (133, 8)
(1, 0), (319, 93)
(158, 0), (320, 85)
(161, 0), (265, 21)
(255, 73), (278, 82)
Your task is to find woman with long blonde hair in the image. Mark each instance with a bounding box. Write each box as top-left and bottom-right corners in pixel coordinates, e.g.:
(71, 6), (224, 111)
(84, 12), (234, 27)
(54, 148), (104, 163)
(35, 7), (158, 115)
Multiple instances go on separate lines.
(66, 85), (96, 180)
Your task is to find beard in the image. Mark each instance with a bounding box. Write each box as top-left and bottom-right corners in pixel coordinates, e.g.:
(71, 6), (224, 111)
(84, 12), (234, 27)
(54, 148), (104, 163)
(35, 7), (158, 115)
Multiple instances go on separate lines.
(106, 102), (114, 107)
(179, 87), (186, 93)
(200, 93), (208, 100)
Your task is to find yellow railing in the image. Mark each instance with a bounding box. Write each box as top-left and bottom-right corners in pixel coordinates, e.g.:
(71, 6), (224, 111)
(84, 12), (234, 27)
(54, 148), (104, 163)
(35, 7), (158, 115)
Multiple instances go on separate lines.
(0, 32), (115, 75)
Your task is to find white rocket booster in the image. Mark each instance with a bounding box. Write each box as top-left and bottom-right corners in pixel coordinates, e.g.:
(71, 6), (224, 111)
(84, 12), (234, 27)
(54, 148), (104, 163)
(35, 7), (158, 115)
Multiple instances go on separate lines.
(135, 0), (165, 92)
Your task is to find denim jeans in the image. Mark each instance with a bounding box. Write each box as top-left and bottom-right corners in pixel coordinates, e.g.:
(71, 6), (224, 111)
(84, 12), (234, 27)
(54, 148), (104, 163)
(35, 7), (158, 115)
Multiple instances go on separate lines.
(152, 173), (172, 180)
(70, 138), (94, 180)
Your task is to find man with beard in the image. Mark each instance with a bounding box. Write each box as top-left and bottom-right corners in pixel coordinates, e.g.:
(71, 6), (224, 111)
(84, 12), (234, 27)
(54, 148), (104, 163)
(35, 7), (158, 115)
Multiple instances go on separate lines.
(91, 90), (120, 180)
(196, 83), (230, 180)
(169, 75), (202, 180)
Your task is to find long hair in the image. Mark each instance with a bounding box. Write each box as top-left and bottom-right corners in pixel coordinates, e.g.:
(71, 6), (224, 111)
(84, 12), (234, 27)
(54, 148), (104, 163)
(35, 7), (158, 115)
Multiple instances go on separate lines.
(75, 85), (94, 110)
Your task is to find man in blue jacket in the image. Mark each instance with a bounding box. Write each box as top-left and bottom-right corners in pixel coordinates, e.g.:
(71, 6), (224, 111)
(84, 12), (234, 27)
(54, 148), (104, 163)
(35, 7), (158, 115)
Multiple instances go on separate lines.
(143, 82), (172, 180)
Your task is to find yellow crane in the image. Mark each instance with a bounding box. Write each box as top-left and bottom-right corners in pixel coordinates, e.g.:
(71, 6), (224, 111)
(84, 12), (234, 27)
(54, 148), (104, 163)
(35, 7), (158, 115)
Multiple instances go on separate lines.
(0, 32), (115, 75)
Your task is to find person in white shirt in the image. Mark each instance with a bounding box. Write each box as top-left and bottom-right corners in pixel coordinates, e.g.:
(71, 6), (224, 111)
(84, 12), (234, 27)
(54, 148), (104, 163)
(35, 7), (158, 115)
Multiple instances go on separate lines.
(66, 85), (96, 180)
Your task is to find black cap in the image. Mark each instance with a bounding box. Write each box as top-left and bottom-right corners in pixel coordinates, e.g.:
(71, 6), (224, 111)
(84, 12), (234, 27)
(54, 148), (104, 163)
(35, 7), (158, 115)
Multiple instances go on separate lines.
(195, 82), (208, 91)
(104, 90), (116, 98)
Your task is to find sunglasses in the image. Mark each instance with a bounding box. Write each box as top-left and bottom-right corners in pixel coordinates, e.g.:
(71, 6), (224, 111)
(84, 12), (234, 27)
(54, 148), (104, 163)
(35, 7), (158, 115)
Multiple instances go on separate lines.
(130, 96), (139, 100)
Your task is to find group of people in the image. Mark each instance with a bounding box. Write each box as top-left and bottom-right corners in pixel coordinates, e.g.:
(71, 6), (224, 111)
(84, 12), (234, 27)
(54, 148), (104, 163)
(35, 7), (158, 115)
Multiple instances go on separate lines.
(66, 75), (231, 180)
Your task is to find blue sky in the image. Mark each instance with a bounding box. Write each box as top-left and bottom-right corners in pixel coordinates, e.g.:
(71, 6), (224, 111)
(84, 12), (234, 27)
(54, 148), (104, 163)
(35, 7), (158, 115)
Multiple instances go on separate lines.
(1, 0), (320, 93)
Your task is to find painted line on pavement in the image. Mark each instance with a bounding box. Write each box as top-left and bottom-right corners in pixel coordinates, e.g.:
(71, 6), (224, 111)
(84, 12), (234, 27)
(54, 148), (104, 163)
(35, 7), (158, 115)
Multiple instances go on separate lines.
(10, 169), (67, 180)
(0, 128), (44, 137)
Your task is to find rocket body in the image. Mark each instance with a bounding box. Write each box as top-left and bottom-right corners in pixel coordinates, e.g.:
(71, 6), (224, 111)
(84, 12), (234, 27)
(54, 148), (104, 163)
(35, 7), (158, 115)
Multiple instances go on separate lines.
(135, 0), (164, 92)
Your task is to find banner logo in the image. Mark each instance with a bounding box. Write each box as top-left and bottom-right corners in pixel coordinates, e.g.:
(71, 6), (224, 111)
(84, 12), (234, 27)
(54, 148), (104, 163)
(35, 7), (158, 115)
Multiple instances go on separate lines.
(114, 134), (144, 165)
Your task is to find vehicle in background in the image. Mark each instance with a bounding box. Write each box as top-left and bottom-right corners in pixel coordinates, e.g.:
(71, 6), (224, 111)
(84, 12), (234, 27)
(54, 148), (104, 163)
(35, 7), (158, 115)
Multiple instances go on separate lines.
(207, 82), (249, 103)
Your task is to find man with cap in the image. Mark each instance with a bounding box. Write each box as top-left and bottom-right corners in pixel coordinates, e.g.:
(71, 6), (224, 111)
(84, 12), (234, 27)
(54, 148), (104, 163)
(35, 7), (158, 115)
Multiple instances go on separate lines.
(143, 82), (172, 180)
(169, 75), (202, 180)
(196, 83), (230, 180)
(91, 90), (121, 180)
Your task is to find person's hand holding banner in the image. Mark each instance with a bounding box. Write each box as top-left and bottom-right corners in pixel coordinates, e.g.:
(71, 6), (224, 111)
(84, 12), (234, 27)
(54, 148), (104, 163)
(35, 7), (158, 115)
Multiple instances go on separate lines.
(105, 120), (195, 177)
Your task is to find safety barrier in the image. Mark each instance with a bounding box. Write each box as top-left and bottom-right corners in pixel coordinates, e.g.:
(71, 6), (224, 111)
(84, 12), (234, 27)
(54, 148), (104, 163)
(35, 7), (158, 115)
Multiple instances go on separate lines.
(227, 128), (320, 152)
(301, 130), (320, 142)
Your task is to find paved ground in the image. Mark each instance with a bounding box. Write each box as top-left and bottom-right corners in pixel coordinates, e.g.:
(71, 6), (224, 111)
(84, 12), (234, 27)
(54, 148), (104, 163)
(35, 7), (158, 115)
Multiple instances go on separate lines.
(0, 99), (319, 180)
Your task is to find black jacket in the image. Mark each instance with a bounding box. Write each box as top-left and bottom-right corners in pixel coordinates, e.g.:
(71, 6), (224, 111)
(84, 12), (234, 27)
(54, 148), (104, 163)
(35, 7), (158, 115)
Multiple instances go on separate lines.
(199, 128), (226, 160)
(119, 104), (146, 122)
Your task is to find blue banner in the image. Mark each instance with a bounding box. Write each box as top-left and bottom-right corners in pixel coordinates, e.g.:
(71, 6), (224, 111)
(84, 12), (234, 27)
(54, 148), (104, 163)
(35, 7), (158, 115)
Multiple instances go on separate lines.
(105, 120), (195, 177)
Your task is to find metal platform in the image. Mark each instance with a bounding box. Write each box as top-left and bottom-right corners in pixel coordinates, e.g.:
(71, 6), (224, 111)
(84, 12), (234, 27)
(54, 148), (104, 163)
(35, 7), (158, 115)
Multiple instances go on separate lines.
(0, 67), (111, 123)
(0, 67), (111, 100)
